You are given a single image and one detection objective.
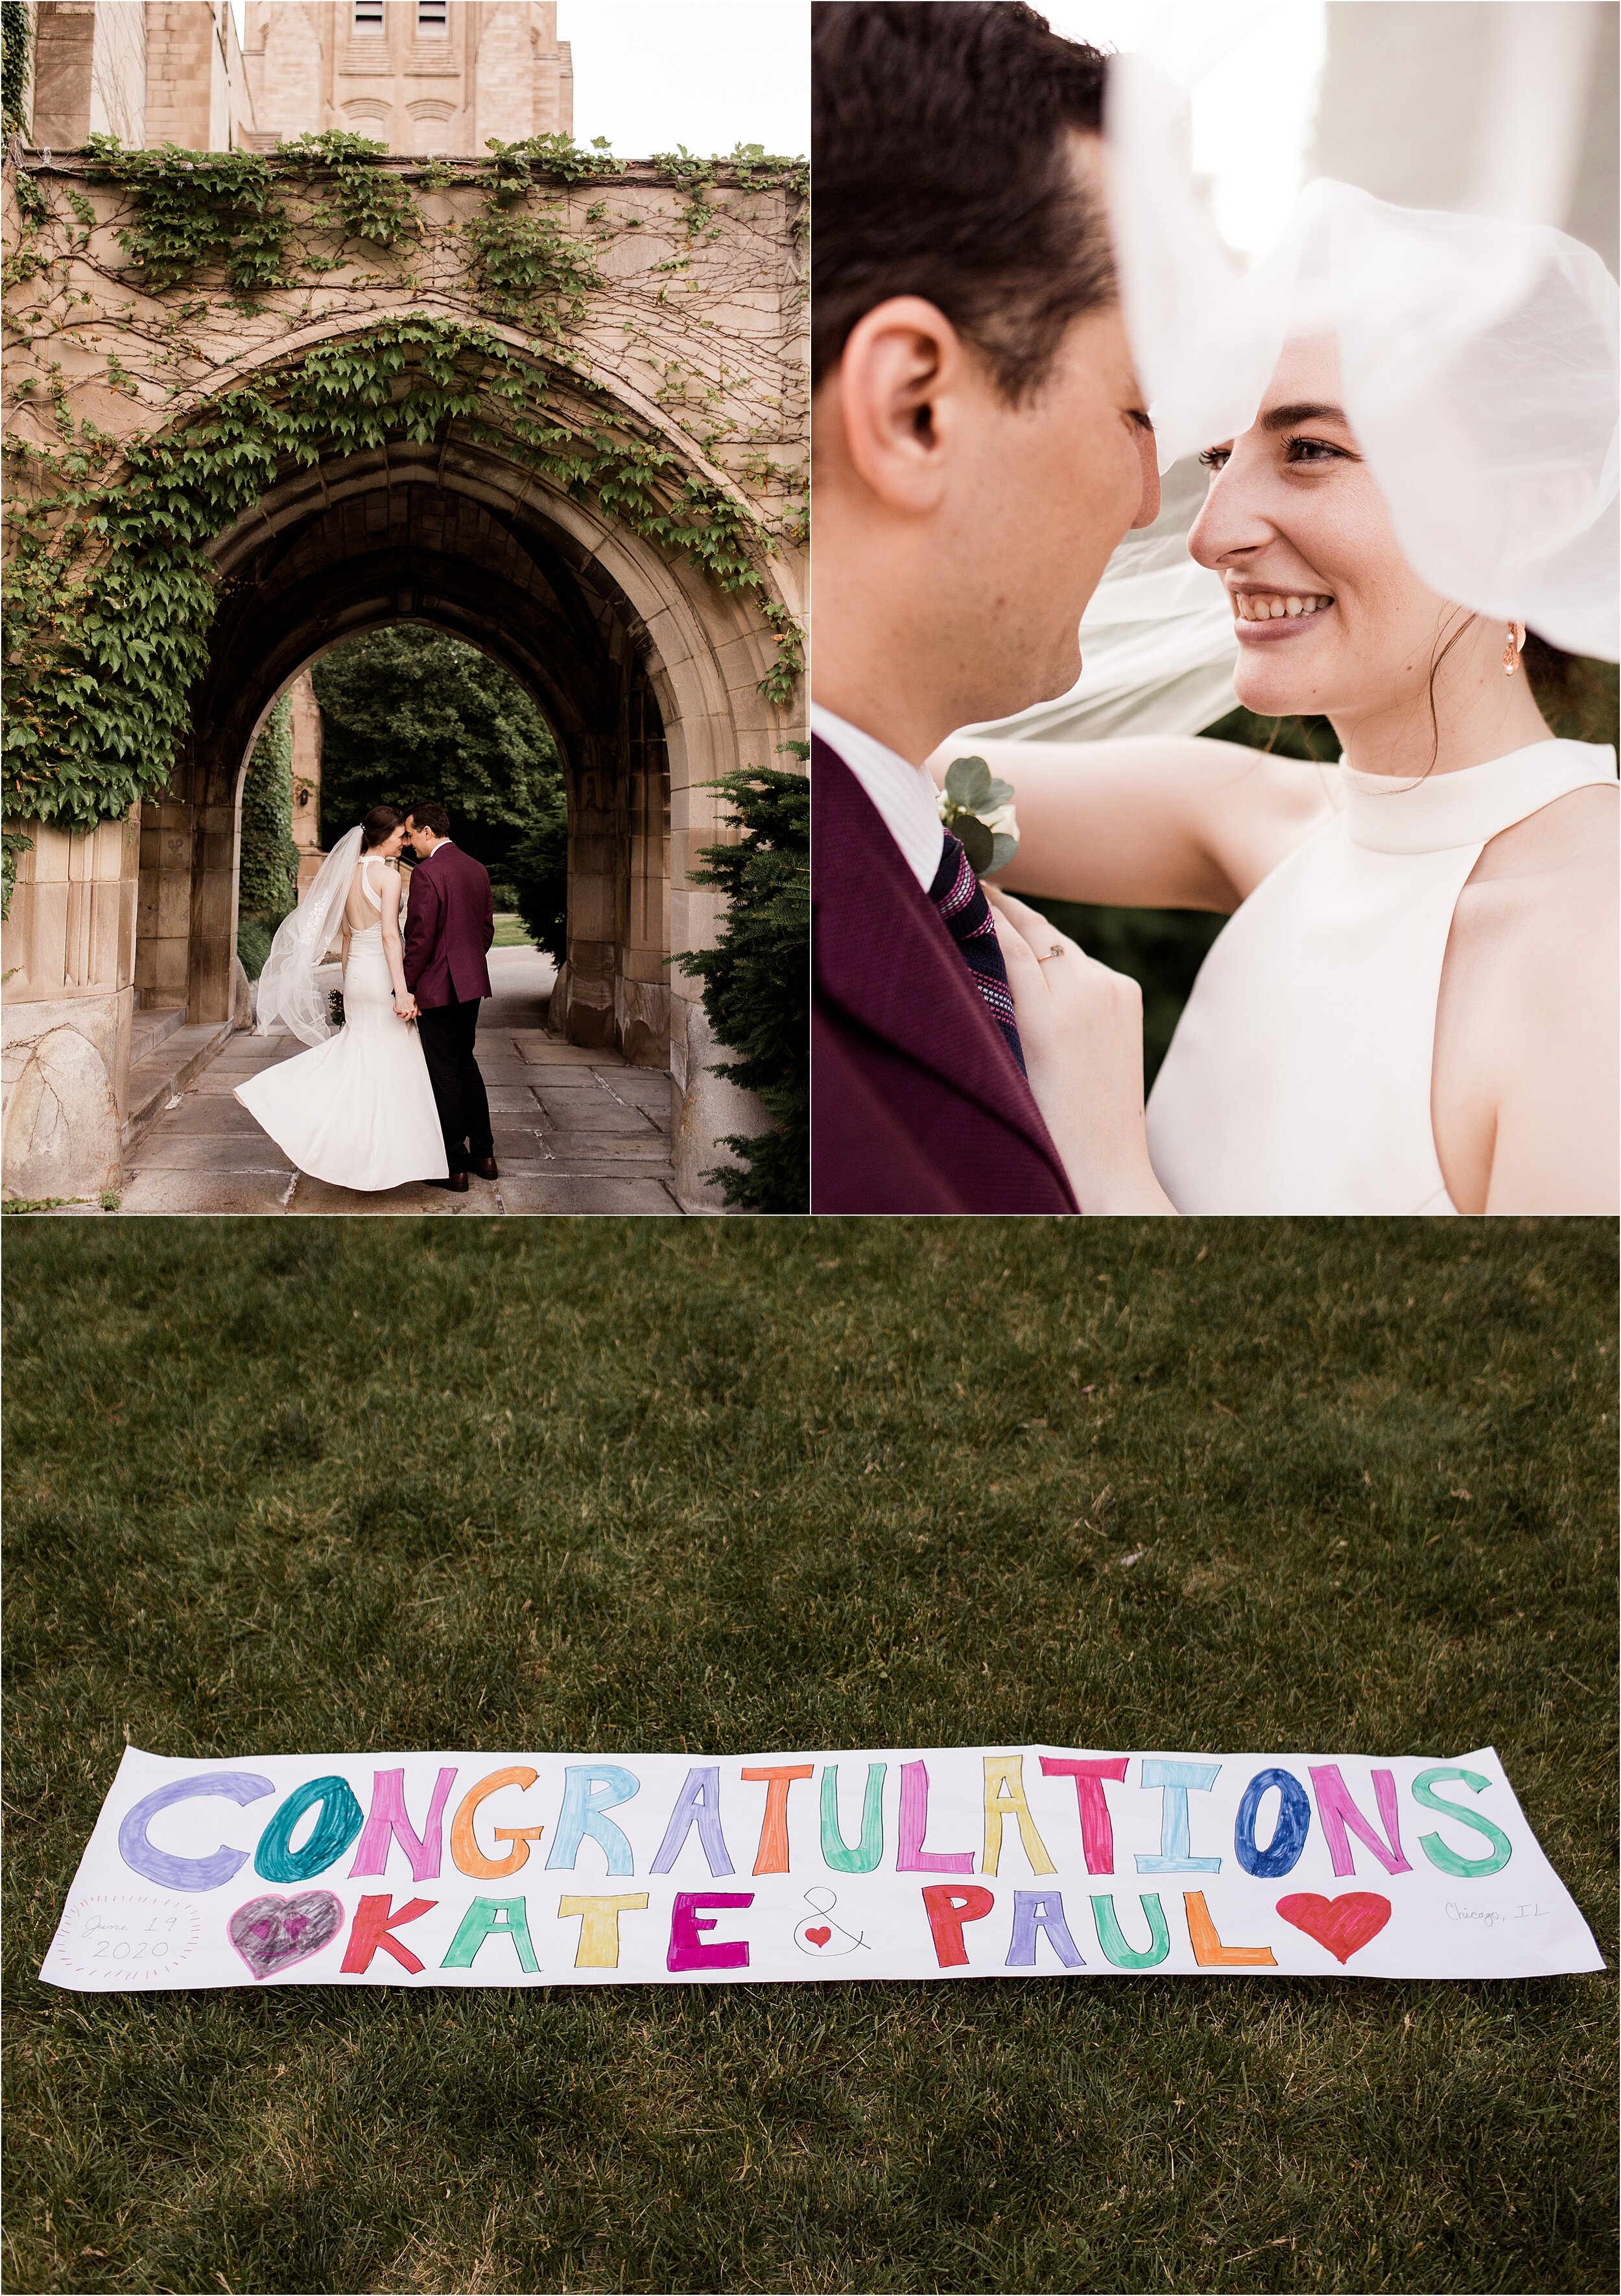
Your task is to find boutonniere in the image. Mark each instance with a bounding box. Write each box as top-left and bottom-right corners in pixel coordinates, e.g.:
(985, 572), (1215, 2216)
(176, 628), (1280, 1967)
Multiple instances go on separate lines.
(938, 755), (1019, 877)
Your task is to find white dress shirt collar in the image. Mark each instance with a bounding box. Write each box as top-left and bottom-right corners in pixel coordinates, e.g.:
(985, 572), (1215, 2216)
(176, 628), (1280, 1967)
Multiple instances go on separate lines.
(812, 703), (945, 894)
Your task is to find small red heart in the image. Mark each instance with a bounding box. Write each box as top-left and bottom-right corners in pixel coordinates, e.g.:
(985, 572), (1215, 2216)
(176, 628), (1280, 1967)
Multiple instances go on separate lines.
(1276, 1891), (1391, 1964)
(804, 1925), (832, 1948)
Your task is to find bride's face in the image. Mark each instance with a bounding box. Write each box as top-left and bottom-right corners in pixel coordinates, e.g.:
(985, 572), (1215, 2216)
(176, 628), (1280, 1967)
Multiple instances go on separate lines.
(1187, 337), (1465, 723)
(370, 825), (407, 858)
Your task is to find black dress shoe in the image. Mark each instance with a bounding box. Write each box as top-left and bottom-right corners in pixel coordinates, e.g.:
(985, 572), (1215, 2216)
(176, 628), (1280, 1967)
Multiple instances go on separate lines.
(425, 1172), (469, 1193)
(471, 1157), (499, 1180)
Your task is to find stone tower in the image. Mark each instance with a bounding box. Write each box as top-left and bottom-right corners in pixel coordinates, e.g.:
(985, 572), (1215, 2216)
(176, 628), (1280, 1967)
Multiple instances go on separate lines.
(241, 1), (573, 155)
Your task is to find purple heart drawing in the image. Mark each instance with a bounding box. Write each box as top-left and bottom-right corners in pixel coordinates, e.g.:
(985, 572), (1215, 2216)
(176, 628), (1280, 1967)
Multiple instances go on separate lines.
(228, 1891), (344, 1980)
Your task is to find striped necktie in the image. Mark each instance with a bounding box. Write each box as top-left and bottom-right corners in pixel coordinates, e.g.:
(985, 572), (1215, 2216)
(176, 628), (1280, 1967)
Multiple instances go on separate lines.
(928, 833), (1026, 1074)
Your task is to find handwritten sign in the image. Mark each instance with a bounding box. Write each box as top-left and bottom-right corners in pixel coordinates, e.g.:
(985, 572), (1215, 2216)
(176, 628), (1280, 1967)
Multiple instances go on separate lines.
(40, 1744), (1602, 1990)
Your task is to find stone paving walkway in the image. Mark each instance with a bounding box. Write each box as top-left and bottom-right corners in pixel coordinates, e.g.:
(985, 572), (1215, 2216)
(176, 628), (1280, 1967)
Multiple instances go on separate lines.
(115, 947), (685, 1216)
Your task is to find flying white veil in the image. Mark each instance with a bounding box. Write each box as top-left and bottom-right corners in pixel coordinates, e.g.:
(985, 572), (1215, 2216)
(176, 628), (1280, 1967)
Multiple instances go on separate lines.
(253, 823), (363, 1044)
(963, 44), (1619, 748)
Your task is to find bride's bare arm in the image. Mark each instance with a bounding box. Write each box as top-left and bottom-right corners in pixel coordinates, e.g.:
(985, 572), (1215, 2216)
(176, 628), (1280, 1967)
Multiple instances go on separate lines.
(927, 734), (1336, 911)
(377, 867), (415, 1015)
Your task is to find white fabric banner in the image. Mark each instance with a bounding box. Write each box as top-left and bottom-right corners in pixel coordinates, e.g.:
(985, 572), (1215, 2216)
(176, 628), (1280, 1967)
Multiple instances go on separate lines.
(40, 1744), (1602, 1991)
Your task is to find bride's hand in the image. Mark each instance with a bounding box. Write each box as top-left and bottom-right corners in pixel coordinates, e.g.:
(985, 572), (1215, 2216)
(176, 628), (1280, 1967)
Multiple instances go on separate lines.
(394, 993), (418, 1021)
(987, 888), (1175, 1214)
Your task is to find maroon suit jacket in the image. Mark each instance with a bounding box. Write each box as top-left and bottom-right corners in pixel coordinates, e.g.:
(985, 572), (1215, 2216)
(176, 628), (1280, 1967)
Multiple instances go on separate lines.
(812, 736), (1077, 1213)
(403, 841), (494, 1009)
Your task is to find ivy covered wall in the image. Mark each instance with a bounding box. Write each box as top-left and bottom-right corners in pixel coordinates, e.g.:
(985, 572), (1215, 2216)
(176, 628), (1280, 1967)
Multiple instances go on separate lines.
(235, 691), (298, 982)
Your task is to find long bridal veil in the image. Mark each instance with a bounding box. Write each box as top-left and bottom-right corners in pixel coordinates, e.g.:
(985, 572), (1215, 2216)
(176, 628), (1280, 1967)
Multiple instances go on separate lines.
(964, 45), (1618, 752)
(253, 824), (364, 1044)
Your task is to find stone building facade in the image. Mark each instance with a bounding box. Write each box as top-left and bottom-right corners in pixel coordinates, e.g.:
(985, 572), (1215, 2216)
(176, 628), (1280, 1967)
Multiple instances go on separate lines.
(243, 2), (573, 156)
(20, 1), (573, 158)
(27, 1), (257, 153)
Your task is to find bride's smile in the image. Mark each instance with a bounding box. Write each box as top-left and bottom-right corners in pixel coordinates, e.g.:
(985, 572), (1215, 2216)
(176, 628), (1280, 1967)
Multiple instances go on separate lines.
(1181, 336), (1530, 763)
(1227, 585), (1336, 638)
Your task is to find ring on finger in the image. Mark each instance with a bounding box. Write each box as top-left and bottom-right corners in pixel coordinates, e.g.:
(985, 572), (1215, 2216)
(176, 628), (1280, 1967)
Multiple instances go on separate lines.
(1036, 944), (1064, 964)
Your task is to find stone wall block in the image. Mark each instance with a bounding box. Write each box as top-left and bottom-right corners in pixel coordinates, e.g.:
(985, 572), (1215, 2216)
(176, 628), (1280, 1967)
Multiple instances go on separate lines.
(88, 879), (125, 988)
(3, 1023), (121, 1200)
(25, 882), (72, 995)
(29, 825), (71, 886)
(155, 867), (191, 940)
(671, 1000), (769, 1213)
(188, 936), (233, 1026)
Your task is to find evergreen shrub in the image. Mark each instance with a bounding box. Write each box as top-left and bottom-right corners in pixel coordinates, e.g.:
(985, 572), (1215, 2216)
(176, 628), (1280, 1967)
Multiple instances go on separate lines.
(679, 759), (809, 1213)
(235, 692), (298, 980)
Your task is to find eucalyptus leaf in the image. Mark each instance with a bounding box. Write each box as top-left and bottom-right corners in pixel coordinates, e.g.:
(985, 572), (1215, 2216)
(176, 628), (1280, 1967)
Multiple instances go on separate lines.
(955, 812), (994, 875)
(984, 777), (1017, 811)
(989, 831), (1019, 874)
(943, 754), (991, 810)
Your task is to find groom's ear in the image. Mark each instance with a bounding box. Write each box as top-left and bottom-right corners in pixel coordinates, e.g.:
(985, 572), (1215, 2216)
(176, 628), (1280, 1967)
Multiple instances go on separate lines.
(833, 296), (969, 515)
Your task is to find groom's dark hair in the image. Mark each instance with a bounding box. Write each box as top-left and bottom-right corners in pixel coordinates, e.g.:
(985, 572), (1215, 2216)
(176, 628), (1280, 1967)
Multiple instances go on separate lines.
(813, 3), (1115, 403)
(408, 801), (451, 840)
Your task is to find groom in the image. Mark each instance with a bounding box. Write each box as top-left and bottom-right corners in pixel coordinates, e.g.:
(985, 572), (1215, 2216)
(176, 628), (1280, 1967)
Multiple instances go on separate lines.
(403, 801), (497, 1194)
(812, 3), (1163, 1211)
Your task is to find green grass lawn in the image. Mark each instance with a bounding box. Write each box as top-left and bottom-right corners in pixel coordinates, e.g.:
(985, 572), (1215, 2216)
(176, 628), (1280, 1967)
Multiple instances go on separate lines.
(3, 1220), (1615, 2296)
(491, 913), (534, 949)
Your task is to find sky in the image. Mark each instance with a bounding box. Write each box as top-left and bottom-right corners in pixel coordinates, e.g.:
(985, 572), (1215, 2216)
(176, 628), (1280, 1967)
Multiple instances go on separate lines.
(558, 1), (808, 161)
(1044, 0), (1328, 260)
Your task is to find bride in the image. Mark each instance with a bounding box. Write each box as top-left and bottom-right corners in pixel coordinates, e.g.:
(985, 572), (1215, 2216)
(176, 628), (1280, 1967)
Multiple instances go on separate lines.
(958, 172), (1618, 1216)
(235, 805), (449, 1190)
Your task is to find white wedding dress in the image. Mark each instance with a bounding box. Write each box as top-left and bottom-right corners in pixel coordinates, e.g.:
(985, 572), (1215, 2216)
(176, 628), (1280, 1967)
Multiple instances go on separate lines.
(1144, 739), (1618, 1214)
(235, 856), (448, 1190)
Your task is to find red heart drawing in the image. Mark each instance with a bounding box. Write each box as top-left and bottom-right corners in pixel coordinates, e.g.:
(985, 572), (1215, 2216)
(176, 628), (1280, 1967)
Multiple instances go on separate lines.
(1275, 1891), (1391, 1964)
(804, 1925), (832, 1948)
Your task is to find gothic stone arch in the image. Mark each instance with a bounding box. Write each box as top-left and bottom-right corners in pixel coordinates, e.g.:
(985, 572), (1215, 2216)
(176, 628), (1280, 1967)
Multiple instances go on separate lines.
(2, 156), (805, 1207)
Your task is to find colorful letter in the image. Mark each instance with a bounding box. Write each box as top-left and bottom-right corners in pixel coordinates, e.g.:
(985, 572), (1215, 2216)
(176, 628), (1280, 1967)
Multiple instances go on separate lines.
(440, 1896), (539, 1974)
(1233, 1768), (1311, 1880)
(1308, 1765), (1411, 1878)
(557, 1893), (650, 1969)
(1089, 1893), (1171, 1969)
(1411, 1767), (1513, 1877)
(1135, 1760), (1222, 1873)
(546, 1764), (640, 1877)
(340, 1893), (437, 1975)
(451, 1767), (544, 1880)
(921, 1883), (996, 1967)
(667, 1890), (753, 1971)
(820, 1763), (886, 1873)
(896, 1759), (973, 1873)
(117, 1771), (274, 1892)
(742, 1764), (814, 1875)
(1184, 1890), (1277, 1966)
(652, 1767), (736, 1877)
(255, 1775), (364, 1886)
(1006, 1890), (1085, 1968)
(1039, 1755), (1128, 1874)
(348, 1767), (458, 1883)
(982, 1755), (1057, 1877)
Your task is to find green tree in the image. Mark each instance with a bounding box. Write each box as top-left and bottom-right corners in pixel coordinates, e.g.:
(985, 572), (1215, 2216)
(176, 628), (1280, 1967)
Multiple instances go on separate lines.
(311, 626), (566, 926)
(236, 692), (298, 980)
(678, 761), (809, 1213)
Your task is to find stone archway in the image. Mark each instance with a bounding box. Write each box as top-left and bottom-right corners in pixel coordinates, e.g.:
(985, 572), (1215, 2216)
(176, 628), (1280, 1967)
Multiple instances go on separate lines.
(3, 146), (806, 1207)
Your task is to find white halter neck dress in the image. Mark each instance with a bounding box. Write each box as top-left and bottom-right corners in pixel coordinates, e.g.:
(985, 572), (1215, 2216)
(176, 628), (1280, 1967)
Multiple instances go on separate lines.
(1144, 738), (1618, 1215)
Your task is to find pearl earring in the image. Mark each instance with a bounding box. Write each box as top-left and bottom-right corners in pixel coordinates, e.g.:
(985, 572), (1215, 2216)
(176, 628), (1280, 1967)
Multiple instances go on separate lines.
(1502, 622), (1526, 676)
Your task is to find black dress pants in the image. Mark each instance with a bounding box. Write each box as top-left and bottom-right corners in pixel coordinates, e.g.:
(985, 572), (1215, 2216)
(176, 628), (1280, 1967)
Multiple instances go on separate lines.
(416, 999), (493, 1172)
